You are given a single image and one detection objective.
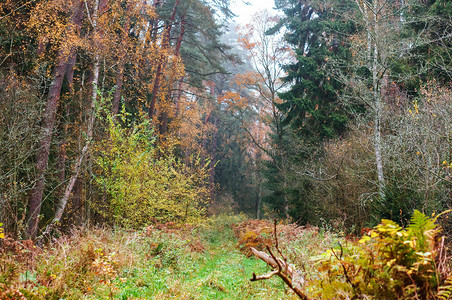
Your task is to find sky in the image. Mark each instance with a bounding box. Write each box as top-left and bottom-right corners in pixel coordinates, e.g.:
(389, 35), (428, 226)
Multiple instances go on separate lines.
(232, 0), (277, 25)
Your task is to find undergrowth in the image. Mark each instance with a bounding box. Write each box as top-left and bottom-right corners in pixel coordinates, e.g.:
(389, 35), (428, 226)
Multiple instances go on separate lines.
(0, 214), (290, 299)
(2, 212), (449, 299)
(240, 211), (452, 299)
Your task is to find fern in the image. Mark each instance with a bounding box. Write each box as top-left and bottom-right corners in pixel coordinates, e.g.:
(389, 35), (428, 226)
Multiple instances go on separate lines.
(438, 276), (452, 300)
(408, 210), (437, 233)
(407, 210), (438, 252)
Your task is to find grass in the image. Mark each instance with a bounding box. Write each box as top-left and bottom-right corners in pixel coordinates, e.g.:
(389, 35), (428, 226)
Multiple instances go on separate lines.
(1, 215), (298, 299)
(113, 244), (286, 300)
(3, 212), (449, 299)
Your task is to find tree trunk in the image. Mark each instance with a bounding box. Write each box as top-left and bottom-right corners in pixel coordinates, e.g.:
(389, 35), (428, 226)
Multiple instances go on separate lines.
(158, 15), (186, 135)
(27, 0), (84, 239)
(112, 60), (125, 116)
(355, 0), (386, 201)
(38, 0), (102, 242)
(209, 117), (219, 202)
(53, 0), (101, 226)
(372, 0), (386, 200)
(56, 52), (78, 206)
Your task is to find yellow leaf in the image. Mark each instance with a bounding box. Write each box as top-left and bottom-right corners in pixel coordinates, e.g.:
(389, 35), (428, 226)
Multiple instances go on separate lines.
(387, 258), (396, 267)
(359, 236), (370, 244)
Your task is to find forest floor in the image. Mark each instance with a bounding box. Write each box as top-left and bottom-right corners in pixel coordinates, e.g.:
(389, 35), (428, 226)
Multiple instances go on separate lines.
(0, 215), (340, 299)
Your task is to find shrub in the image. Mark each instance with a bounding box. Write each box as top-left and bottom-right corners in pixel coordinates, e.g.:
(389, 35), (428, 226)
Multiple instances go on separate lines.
(93, 114), (210, 228)
(310, 210), (451, 299)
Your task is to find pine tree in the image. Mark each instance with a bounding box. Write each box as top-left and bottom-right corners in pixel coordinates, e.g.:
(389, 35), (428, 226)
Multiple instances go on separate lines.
(263, 0), (358, 222)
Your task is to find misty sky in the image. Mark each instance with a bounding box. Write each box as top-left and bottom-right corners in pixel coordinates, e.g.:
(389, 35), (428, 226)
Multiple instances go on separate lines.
(232, 0), (276, 24)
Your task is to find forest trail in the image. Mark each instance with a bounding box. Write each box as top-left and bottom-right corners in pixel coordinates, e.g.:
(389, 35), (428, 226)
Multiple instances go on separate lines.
(123, 222), (287, 299)
(0, 217), (290, 299)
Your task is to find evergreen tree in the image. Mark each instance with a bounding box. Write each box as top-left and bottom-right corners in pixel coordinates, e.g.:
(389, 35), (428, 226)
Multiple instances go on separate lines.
(273, 0), (357, 146)
(263, 0), (359, 222)
(393, 0), (452, 91)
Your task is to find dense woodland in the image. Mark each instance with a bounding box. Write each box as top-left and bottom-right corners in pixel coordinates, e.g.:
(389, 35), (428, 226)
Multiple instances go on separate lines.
(1, 0), (451, 237)
(0, 0), (452, 298)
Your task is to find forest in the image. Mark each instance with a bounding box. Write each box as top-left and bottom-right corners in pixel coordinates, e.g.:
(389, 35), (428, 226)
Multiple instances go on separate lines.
(0, 0), (451, 298)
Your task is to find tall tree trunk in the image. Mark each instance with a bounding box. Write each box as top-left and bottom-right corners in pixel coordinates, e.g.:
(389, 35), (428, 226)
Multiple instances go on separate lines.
(174, 77), (184, 119)
(158, 15), (186, 135)
(355, 0), (386, 200)
(53, 0), (101, 227)
(254, 151), (262, 219)
(373, 0), (386, 200)
(56, 52), (78, 206)
(38, 0), (102, 243)
(160, 15), (185, 135)
(209, 117), (219, 202)
(112, 60), (125, 116)
(27, 0), (84, 239)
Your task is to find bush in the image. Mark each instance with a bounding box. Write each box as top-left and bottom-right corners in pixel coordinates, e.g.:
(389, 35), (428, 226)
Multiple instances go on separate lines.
(93, 114), (210, 228)
(310, 210), (451, 299)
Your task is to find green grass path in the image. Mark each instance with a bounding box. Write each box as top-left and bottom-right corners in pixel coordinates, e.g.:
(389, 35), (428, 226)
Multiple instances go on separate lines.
(111, 225), (288, 299)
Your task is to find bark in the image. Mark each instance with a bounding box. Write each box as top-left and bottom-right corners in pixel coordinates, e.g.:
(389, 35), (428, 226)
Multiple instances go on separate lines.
(355, 0), (386, 200)
(255, 151), (262, 219)
(72, 178), (83, 225)
(209, 117), (219, 201)
(250, 247), (308, 299)
(65, 52), (78, 92)
(38, 0), (102, 243)
(27, 0), (84, 239)
(53, 0), (101, 226)
(372, 0), (386, 200)
(158, 15), (186, 134)
(174, 77), (184, 119)
(112, 60), (125, 116)
(56, 53), (78, 205)
(174, 16), (186, 55)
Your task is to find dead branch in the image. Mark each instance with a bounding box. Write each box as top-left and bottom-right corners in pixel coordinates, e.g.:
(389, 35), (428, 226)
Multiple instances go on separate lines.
(251, 270), (279, 280)
(249, 219), (314, 299)
(331, 245), (354, 288)
(250, 246), (311, 299)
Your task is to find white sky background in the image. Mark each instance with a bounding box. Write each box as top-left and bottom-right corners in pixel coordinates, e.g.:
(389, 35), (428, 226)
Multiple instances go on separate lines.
(231, 0), (277, 25)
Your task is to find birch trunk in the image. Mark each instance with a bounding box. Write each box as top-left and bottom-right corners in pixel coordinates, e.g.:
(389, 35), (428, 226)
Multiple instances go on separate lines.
(373, 0), (386, 200)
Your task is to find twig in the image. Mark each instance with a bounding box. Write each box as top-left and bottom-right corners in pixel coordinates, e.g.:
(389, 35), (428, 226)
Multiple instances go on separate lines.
(331, 246), (354, 288)
(0, 0), (36, 20)
(406, 272), (420, 300)
(251, 270), (279, 281)
(273, 219), (288, 272)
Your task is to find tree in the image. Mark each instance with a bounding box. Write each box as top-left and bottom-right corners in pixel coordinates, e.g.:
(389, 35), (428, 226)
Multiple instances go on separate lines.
(273, 0), (355, 144)
(0, 0), (235, 238)
(93, 114), (210, 227)
(393, 0), (452, 89)
(27, 0), (86, 238)
(217, 11), (294, 218)
(263, 0), (358, 222)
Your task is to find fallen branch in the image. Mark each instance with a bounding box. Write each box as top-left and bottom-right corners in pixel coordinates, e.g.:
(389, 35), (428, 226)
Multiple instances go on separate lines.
(250, 247), (310, 297)
(249, 220), (312, 300)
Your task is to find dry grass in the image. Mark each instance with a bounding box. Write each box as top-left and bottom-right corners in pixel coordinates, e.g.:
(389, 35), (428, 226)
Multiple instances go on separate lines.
(0, 215), (289, 299)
